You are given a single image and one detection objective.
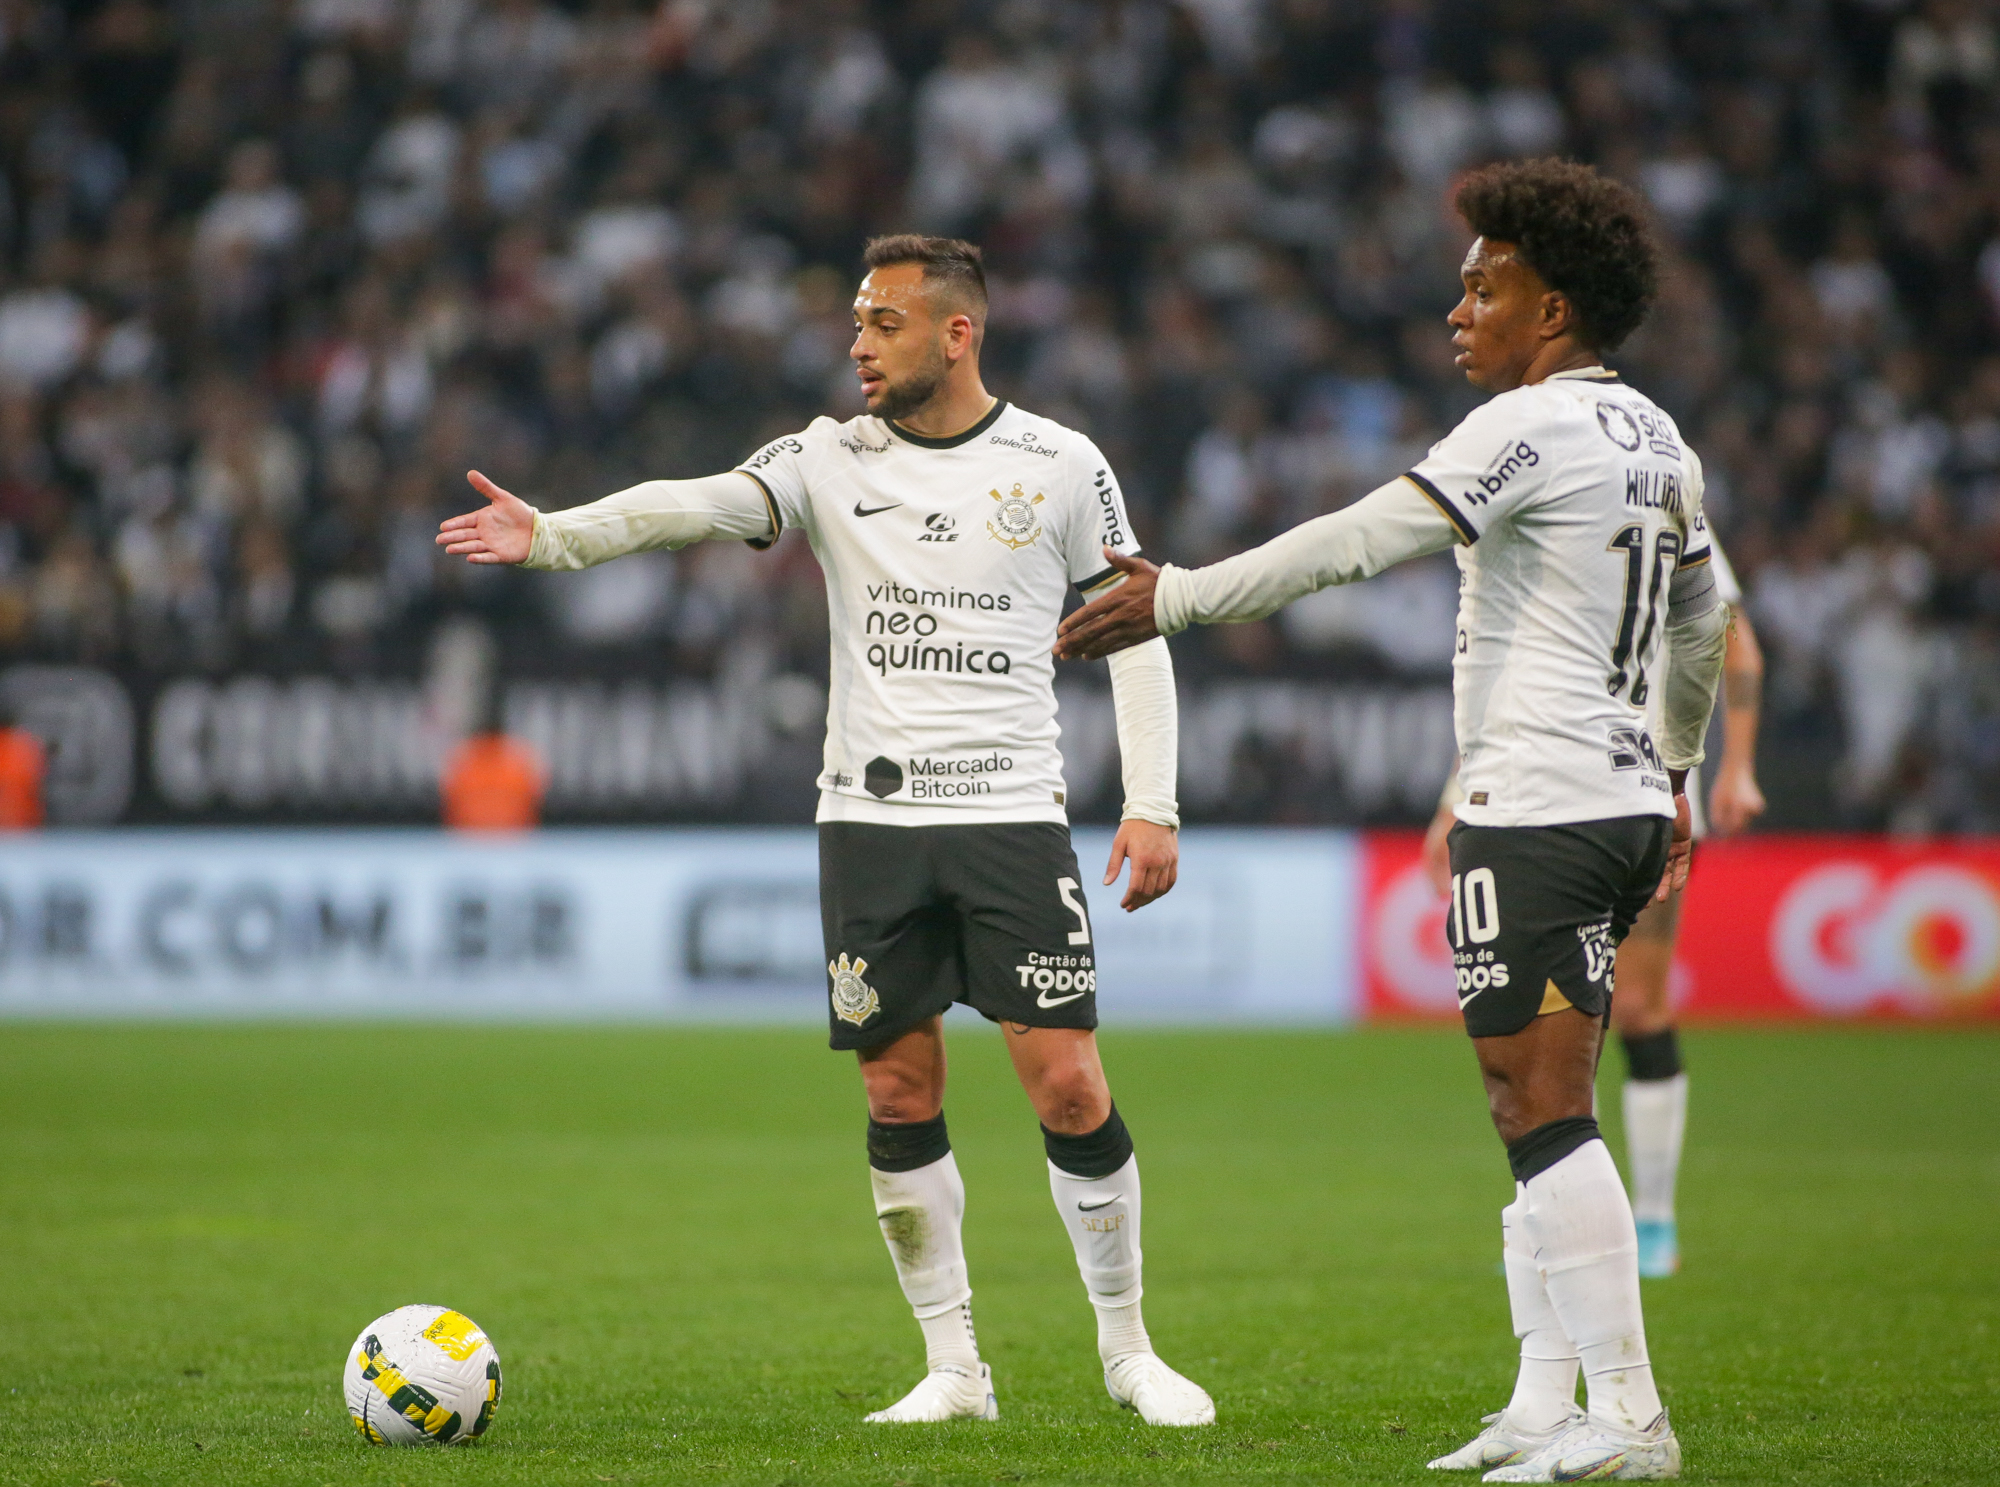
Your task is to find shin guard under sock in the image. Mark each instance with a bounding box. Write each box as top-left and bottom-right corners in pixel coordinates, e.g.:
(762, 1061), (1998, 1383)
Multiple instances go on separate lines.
(1045, 1108), (1149, 1362)
(1502, 1189), (1580, 1432)
(1519, 1137), (1665, 1433)
(868, 1117), (978, 1373)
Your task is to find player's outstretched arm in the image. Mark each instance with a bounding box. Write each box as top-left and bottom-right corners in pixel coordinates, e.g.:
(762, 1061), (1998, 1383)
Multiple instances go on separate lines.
(1055, 477), (1458, 661)
(437, 471), (536, 564)
(1708, 608), (1766, 836)
(1099, 619), (1180, 911)
(437, 469), (776, 571)
(1056, 550), (1162, 664)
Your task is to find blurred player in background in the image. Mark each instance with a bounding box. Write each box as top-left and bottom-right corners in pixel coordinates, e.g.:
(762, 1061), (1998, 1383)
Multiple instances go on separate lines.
(1058, 160), (1723, 1480)
(437, 236), (1213, 1428)
(1425, 545), (1765, 1279)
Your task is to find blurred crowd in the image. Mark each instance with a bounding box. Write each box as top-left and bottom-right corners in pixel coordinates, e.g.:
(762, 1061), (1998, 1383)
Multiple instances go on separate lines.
(1, 0), (1998, 827)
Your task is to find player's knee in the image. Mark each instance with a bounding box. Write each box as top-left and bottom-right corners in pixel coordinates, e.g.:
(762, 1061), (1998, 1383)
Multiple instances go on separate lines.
(867, 1087), (942, 1124)
(862, 1066), (942, 1125)
(1031, 1061), (1110, 1134)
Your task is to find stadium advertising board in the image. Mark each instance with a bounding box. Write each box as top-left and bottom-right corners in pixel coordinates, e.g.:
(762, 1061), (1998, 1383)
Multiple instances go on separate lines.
(0, 827), (1361, 1022)
(1362, 832), (2000, 1021)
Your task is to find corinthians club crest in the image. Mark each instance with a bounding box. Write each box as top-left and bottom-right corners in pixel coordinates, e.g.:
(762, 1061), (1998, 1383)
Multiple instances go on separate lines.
(986, 484), (1045, 550)
(828, 953), (881, 1026)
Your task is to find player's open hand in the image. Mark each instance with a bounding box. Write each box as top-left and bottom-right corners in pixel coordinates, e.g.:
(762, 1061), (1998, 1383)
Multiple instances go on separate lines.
(437, 471), (535, 565)
(1707, 763), (1766, 836)
(1054, 548), (1161, 661)
(1105, 818), (1177, 911)
(1654, 791), (1693, 903)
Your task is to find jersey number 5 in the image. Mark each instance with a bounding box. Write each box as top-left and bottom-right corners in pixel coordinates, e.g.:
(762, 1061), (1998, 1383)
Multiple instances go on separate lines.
(1607, 524), (1683, 705)
(1057, 877), (1093, 946)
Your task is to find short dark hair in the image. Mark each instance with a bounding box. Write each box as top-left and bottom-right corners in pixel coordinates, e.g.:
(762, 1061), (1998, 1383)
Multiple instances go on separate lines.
(1455, 159), (1659, 352)
(861, 234), (988, 318)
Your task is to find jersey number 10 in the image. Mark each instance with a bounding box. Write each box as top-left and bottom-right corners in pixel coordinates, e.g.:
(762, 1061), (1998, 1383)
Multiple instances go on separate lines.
(1606, 524), (1683, 705)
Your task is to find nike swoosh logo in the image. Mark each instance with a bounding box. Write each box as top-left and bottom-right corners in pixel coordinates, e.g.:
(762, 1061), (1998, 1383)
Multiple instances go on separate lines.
(1037, 988), (1088, 1008)
(853, 501), (901, 517)
(1457, 987), (1484, 1009)
(1077, 1194), (1121, 1211)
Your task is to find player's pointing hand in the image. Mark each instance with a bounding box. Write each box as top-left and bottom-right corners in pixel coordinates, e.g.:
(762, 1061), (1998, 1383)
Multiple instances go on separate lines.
(437, 471), (535, 565)
(1054, 547), (1161, 661)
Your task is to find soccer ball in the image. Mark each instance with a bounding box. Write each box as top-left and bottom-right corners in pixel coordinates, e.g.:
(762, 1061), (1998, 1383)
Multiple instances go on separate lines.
(342, 1304), (502, 1445)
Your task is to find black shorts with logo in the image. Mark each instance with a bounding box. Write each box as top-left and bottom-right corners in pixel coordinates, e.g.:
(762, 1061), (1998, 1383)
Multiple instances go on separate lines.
(1445, 815), (1672, 1038)
(819, 821), (1100, 1050)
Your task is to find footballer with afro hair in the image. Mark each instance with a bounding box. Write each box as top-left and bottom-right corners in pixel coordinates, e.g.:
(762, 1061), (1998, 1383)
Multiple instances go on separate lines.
(1447, 157), (1661, 385)
(1059, 152), (1719, 1478)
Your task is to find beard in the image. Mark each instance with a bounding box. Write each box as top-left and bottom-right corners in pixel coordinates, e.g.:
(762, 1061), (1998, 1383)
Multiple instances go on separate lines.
(869, 342), (950, 421)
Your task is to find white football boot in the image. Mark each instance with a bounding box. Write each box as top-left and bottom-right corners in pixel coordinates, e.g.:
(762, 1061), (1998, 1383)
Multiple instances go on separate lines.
(863, 1363), (999, 1423)
(1482, 1411), (1680, 1481)
(1103, 1351), (1216, 1426)
(1428, 1407), (1584, 1470)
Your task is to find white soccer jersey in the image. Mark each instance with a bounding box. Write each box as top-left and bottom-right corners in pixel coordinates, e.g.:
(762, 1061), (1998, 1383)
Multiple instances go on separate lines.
(738, 401), (1140, 825)
(1404, 366), (1711, 829)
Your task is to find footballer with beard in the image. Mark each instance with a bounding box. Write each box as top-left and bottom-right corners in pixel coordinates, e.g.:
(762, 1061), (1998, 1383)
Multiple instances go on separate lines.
(439, 235), (1213, 1429)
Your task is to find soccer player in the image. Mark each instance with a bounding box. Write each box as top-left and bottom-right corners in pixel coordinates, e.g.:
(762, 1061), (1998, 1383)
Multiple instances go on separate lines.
(1056, 161), (1725, 1480)
(1423, 540), (1765, 1280)
(437, 236), (1214, 1428)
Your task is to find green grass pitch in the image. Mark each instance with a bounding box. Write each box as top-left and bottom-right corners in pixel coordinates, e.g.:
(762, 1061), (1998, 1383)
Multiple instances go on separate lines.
(0, 1023), (1992, 1486)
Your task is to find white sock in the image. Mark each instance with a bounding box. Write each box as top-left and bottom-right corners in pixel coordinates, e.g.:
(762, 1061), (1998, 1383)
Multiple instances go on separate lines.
(1520, 1139), (1666, 1434)
(1501, 1189), (1579, 1432)
(871, 1153), (979, 1374)
(1047, 1154), (1151, 1362)
(1622, 1073), (1688, 1225)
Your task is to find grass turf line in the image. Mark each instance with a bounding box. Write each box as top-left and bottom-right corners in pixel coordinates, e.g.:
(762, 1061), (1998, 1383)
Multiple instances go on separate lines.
(0, 1025), (1992, 1485)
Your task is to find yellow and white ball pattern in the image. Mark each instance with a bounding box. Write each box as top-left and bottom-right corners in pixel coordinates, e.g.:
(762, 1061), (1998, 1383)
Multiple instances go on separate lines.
(342, 1304), (501, 1446)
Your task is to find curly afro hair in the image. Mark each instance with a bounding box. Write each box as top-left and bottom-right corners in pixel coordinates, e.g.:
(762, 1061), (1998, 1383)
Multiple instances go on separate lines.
(1455, 158), (1660, 353)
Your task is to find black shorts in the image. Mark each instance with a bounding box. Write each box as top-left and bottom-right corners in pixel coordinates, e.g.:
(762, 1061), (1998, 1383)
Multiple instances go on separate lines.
(819, 821), (1100, 1050)
(1445, 815), (1672, 1038)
